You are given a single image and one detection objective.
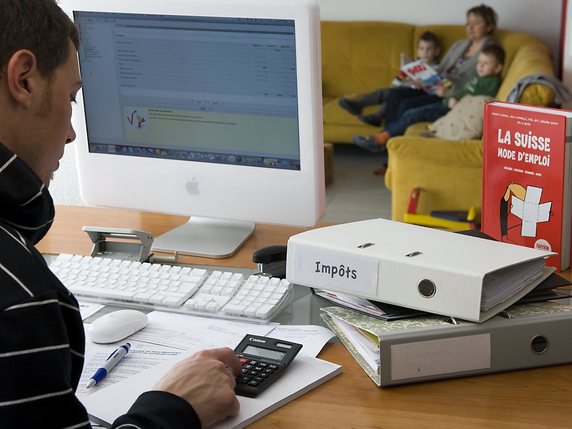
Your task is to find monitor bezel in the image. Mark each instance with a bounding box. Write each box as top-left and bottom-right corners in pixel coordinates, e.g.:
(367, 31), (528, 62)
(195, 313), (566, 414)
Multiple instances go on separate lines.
(64, 0), (325, 231)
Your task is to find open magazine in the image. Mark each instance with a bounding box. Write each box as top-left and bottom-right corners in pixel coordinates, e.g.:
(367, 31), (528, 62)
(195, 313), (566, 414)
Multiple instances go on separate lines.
(400, 58), (448, 95)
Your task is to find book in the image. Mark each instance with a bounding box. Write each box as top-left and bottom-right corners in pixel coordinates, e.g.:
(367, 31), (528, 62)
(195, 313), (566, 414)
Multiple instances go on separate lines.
(286, 219), (555, 323)
(400, 59), (444, 95)
(481, 101), (572, 271)
(321, 301), (572, 387)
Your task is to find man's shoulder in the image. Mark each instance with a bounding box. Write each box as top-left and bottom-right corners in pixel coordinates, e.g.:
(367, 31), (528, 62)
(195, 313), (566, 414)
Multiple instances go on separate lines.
(0, 221), (57, 309)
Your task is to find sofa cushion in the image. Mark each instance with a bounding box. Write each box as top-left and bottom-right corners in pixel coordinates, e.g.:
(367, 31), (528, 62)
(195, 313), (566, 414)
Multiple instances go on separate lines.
(321, 21), (415, 99)
(494, 32), (555, 104)
(323, 96), (382, 142)
(431, 95), (492, 140)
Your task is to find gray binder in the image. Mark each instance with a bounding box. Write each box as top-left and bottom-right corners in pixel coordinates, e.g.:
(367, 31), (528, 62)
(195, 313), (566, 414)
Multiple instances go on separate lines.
(321, 300), (572, 387)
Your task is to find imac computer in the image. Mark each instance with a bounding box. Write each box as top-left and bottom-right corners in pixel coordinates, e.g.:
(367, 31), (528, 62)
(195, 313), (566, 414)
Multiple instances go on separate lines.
(63, 0), (325, 258)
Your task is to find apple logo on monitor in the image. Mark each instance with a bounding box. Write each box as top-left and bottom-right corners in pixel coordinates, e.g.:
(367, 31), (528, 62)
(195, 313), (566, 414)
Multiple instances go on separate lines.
(186, 178), (200, 196)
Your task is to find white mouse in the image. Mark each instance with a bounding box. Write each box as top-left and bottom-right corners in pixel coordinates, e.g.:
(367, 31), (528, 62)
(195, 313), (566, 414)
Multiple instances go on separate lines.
(88, 309), (148, 344)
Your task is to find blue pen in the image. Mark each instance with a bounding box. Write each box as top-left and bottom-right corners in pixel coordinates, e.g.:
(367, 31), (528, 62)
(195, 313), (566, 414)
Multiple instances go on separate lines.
(87, 343), (131, 388)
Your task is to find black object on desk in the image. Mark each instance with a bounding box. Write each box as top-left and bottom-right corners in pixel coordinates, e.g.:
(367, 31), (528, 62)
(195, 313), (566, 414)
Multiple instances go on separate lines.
(253, 245), (287, 278)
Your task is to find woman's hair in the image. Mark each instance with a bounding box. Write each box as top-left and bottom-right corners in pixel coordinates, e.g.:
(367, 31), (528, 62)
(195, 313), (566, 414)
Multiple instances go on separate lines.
(467, 4), (498, 34)
(0, 0), (79, 79)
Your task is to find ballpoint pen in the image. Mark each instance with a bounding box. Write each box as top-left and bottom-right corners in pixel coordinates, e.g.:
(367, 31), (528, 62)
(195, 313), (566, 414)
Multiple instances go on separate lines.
(87, 342), (131, 388)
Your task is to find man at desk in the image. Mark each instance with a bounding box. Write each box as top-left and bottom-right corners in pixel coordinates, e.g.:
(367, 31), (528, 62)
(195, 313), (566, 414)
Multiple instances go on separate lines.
(0, 0), (241, 427)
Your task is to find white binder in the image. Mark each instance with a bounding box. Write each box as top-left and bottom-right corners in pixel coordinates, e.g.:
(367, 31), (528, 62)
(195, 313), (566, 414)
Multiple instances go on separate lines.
(286, 219), (554, 322)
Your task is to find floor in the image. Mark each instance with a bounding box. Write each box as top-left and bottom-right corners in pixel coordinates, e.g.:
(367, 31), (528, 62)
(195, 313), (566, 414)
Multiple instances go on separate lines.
(321, 144), (392, 223)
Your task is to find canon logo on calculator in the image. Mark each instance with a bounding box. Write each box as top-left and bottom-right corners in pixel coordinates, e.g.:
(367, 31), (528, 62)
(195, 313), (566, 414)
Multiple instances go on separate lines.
(234, 334), (303, 397)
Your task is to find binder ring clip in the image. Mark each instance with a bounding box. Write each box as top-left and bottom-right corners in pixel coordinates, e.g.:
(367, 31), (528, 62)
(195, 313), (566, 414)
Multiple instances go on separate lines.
(418, 279), (436, 298)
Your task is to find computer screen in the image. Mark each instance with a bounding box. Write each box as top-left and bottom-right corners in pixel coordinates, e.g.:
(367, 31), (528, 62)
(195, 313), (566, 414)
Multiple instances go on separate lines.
(64, 0), (325, 258)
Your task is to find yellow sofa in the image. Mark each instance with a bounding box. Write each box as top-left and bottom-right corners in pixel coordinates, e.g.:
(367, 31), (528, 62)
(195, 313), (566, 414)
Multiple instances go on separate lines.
(321, 21), (556, 221)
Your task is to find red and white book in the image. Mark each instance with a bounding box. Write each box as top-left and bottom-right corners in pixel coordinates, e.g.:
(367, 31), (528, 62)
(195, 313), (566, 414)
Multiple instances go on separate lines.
(481, 101), (572, 271)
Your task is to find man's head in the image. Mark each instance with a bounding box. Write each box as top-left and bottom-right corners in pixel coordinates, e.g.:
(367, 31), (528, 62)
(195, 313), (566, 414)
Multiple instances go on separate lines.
(416, 31), (441, 63)
(476, 44), (505, 78)
(0, 0), (82, 186)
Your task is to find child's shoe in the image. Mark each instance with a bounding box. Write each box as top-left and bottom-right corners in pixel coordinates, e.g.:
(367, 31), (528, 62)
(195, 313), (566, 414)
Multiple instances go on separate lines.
(339, 97), (362, 116)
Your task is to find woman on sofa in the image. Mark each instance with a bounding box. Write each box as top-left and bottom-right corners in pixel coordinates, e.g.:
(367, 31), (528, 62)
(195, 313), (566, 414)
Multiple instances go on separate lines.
(353, 4), (498, 171)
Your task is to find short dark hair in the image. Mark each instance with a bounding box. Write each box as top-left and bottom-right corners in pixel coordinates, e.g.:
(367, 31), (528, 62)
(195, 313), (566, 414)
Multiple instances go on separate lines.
(0, 0), (79, 79)
(418, 31), (441, 50)
(468, 4), (498, 34)
(481, 44), (505, 66)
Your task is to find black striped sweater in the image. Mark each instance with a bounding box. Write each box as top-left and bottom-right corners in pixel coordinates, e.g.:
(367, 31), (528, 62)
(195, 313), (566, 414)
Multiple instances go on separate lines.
(0, 143), (200, 428)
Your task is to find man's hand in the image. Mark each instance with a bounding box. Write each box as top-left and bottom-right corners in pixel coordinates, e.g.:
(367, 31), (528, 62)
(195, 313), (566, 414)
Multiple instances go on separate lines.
(154, 347), (242, 428)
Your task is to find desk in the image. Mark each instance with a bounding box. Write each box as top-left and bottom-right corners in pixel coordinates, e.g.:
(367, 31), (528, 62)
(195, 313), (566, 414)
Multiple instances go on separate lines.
(39, 205), (572, 429)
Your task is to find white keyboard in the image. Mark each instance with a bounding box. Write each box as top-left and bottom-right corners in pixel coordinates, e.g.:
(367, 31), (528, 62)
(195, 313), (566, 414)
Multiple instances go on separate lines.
(49, 254), (292, 323)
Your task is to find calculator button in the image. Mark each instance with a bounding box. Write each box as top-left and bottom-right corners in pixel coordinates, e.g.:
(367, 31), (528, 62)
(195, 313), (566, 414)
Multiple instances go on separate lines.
(239, 357), (249, 364)
(237, 376), (250, 384)
(248, 380), (260, 386)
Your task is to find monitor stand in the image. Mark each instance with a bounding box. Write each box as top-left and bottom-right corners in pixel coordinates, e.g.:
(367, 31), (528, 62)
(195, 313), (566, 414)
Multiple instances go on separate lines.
(151, 217), (255, 258)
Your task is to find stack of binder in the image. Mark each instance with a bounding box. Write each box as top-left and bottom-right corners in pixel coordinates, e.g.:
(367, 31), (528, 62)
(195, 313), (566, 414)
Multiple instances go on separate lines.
(285, 219), (572, 385)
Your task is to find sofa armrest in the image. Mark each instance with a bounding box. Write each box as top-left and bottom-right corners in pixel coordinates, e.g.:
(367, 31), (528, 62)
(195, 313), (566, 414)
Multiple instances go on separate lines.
(385, 136), (483, 221)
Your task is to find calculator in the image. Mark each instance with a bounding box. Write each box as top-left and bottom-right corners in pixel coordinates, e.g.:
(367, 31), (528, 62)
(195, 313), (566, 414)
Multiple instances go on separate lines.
(234, 334), (303, 397)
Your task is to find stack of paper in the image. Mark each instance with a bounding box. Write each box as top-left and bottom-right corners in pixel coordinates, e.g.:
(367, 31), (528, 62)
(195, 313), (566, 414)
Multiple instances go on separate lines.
(79, 310), (340, 427)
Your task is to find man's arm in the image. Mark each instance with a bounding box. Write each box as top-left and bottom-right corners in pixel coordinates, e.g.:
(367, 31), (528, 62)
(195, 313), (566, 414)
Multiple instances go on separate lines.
(112, 348), (241, 429)
(0, 291), (91, 428)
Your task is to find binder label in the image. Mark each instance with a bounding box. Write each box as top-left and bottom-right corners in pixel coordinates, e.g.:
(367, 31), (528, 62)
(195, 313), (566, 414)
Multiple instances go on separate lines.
(390, 334), (491, 381)
(287, 245), (379, 296)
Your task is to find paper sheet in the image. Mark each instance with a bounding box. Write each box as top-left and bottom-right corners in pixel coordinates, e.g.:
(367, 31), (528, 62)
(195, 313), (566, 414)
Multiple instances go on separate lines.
(267, 324), (335, 357)
(79, 311), (276, 397)
(78, 302), (104, 320)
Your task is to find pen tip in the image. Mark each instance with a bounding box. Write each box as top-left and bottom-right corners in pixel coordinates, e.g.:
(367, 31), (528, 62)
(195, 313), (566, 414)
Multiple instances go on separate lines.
(87, 379), (96, 389)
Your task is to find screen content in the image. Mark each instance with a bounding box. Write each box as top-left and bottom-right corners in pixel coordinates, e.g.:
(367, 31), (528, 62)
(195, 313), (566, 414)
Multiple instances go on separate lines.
(75, 11), (300, 170)
(243, 345), (286, 361)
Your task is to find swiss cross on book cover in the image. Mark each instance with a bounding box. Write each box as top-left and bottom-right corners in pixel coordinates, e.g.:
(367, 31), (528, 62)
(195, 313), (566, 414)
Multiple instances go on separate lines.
(481, 101), (572, 271)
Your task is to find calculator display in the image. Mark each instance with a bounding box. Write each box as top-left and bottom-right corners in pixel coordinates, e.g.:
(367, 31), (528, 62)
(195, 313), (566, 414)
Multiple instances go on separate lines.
(243, 345), (286, 361)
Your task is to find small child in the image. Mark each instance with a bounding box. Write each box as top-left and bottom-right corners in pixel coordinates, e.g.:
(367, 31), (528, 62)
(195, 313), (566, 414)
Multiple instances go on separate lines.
(339, 31), (441, 127)
(353, 43), (505, 151)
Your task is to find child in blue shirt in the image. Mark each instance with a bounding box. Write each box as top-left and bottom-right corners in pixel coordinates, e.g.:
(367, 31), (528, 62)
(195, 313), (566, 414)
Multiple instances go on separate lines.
(339, 31), (441, 127)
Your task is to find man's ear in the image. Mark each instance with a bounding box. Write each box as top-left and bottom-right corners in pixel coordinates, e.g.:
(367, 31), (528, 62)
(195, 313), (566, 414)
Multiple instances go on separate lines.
(5, 49), (38, 108)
